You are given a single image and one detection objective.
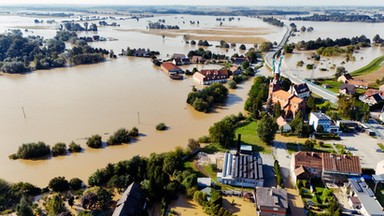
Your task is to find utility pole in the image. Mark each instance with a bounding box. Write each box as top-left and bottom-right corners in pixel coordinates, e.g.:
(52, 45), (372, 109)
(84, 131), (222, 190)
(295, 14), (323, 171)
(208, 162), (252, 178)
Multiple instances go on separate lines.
(22, 106), (26, 119)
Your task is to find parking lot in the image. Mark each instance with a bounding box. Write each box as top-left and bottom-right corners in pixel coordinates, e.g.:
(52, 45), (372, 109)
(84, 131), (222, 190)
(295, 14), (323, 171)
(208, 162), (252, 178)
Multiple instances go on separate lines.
(334, 132), (383, 169)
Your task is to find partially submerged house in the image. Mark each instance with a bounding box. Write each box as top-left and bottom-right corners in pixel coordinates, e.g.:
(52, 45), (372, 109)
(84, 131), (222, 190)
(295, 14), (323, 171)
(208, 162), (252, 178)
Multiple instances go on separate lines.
(193, 69), (229, 85)
(160, 62), (183, 75)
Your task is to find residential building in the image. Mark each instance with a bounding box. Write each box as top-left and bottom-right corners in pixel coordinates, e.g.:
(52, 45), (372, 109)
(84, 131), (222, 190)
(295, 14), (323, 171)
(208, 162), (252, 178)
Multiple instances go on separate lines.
(289, 83), (311, 99)
(160, 62), (183, 75)
(191, 55), (205, 64)
(309, 112), (340, 133)
(337, 73), (353, 83)
(230, 66), (242, 76)
(240, 144), (253, 155)
(255, 187), (288, 216)
(337, 73), (368, 89)
(291, 152), (362, 183)
(112, 182), (147, 216)
(217, 152), (264, 188)
(377, 160), (384, 175)
(171, 53), (186, 59)
(347, 79), (369, 89)
(271, 90), (305, 118)
(339, 83), (356, 95)
(193, 69), (229, 85)
(291, 151), (323, 182)
(344, 178), (384, 216)
(231, 56), (248, 65)
(171, 54), (190, 66)
(359, 89), (384, 105)
(322, 153), (361, 183)
(276, 116), (292, 133)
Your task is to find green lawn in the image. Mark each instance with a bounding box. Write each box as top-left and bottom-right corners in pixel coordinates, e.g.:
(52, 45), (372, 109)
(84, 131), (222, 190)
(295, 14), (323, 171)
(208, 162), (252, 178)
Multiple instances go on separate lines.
(378, 143), (384, 151)
(350, 55), (384, 76)
(235, 121), (272, 154)
(315, 79), (341, 93)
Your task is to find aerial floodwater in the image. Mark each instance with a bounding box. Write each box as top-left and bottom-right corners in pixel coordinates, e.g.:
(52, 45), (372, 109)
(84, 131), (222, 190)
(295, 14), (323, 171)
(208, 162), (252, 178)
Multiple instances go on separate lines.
(0, 14), (285, 186)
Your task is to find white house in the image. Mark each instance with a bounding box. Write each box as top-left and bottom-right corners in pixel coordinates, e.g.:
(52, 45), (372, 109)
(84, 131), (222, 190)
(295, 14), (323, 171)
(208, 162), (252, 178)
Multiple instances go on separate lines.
(377, 160), (384, 175)
(290, 83), (311, 99)
(309, 112), (340, 133)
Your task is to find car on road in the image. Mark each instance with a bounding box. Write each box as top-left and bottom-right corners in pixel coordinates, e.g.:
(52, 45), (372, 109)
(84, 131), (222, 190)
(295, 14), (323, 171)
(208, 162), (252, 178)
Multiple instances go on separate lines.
(376, 149), (383, 153)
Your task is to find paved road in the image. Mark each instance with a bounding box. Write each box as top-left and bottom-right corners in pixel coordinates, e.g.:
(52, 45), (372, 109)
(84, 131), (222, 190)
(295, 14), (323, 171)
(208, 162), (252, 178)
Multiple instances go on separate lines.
(264, 26), (339, 104)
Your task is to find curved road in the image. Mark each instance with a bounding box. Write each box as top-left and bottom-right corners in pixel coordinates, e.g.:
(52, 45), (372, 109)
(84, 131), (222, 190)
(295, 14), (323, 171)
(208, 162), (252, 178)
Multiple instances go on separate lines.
(264, 26), (338, 104)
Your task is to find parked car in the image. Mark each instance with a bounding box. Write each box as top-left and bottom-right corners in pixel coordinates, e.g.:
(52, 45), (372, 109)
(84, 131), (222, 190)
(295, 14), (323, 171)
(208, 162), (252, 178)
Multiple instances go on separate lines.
(376, 149), (383, 153)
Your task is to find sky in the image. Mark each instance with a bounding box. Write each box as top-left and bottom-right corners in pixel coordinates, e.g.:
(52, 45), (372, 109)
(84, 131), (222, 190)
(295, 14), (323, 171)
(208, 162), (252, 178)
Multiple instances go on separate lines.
(2, 0), (384, 6)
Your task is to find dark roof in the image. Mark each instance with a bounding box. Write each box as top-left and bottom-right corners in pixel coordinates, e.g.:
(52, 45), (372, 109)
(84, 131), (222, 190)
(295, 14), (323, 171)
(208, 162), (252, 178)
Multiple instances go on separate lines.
(371, 94), (383, 103)
(233, 154), (262, 179)
(112, 182), (146, 216)
(256, 187), (288, 209)
(294, 83), (310, 94)
(340, 83), (356, 95)
(342, 73), (353, 80)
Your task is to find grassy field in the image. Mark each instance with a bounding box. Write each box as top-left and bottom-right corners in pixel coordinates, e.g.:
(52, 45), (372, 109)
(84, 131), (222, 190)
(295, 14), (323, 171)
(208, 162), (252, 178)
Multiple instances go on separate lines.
(235, 121), (273, 154)
(350, 55), (384, 76)
(378, 143), (384, 151)
(315, 79), (341, 93)
(236, 122), (272, 154)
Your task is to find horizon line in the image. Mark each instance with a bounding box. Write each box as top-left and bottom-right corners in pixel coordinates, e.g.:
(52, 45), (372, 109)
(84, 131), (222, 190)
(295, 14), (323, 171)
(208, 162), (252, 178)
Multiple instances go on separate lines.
(1, 4), (384, 7)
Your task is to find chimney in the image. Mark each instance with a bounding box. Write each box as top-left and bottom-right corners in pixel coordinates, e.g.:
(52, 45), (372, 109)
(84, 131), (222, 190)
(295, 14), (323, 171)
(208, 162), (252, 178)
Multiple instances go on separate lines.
(237, 134), (241, 154)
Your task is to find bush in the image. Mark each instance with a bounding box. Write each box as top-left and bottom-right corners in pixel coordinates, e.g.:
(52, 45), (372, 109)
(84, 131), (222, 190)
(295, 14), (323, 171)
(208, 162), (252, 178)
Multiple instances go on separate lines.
(68, 141), (82, 153)
(69, 178), (83, 190)
(107, 128), (130, 145)
(10, 142), (51, 160)
(198, 135), (211, 143)
(52, 143), (67, 156)
(228, 80), (237, 89)
(49, 176), (69, 192)
(86, 135), (102, 148)
(129, 127), (139, 137)
(156, 123), (167, 131)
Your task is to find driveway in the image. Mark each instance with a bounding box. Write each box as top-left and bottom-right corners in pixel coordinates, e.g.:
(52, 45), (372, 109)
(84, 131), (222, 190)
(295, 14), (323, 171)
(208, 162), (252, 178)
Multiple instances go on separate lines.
(334, 133), (383, 169)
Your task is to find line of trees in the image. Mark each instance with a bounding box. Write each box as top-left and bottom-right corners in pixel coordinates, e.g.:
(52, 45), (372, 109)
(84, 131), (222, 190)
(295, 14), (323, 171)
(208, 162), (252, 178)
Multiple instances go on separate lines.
(0, 30), (109, 74)
(9, 141), (82, 160)
(295, 35), (371, 51)
(290, 13), (384, 23)
(261, 17), (284, 27)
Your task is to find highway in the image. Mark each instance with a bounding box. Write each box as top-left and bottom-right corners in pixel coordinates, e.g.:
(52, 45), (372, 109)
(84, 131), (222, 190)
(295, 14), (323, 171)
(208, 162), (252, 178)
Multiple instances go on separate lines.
(264, 26), (339, 104)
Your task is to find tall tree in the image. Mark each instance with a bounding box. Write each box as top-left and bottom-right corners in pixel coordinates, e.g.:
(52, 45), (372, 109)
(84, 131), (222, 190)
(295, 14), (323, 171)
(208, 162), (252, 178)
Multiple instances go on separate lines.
(256, 113), (278, 144)
(209, 117), (235, 148)
(16, 196), (34, 216)
(45, 194), (67, 216)
(273, 102), (282, 118)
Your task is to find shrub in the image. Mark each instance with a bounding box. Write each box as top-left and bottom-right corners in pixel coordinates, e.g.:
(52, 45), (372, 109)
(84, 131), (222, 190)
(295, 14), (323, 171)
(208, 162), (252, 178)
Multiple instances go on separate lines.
(198, 135), (211, 143)
(228, 80), (237, 89)
(129, 127), (139, 137)
(156, 123), (167, 131)
(68, 141), (82, 153)
(51, 143), (67, 156)
(49, 176), (69, 192)
(69, 178), (83, 190)
(86, 135), (102, 148)
(107, 128), (130, 145)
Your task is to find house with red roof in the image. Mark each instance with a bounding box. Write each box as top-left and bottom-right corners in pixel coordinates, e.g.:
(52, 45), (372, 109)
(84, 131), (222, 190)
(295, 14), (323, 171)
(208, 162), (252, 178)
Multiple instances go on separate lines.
(160, 62), (183, 75)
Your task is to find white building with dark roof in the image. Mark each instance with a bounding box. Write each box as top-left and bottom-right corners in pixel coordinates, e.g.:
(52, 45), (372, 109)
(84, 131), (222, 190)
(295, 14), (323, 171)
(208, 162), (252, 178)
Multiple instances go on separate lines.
(290, 83), (311, 99)
(255, 187), (288, 216)
(217, 152), (264, 188)
(309, 112), (340, 133)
